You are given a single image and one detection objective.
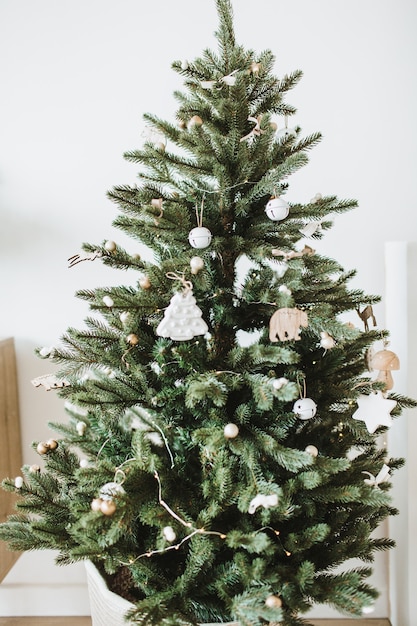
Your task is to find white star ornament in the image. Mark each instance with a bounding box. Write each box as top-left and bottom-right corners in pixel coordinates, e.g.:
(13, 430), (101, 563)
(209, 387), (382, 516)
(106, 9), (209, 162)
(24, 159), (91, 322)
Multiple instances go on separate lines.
(352, 391), (397, 434)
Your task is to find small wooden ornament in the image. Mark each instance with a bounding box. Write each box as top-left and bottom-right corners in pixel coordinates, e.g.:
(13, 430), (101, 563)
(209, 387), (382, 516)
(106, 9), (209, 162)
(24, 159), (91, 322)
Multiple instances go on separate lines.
(370, 349), (400, 391)
(31, 374), (70, 391)
(269, 307), (308, 342)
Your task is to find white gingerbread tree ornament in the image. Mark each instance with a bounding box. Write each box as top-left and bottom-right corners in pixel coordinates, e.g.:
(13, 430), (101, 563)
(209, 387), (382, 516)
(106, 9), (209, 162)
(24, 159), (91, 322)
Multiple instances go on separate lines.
(156, 277), (208, 341)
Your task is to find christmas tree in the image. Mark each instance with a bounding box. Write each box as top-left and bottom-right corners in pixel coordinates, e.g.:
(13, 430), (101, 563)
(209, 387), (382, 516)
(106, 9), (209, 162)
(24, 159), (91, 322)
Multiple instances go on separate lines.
(1, 1), (415, 625)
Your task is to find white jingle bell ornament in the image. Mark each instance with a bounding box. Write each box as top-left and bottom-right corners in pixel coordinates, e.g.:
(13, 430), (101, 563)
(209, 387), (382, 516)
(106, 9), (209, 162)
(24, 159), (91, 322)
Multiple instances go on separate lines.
(293, 397), (317, 420)
(189, 196), (212, 248)
(265, 196), (289, 221)
(188, 226), (212, 249)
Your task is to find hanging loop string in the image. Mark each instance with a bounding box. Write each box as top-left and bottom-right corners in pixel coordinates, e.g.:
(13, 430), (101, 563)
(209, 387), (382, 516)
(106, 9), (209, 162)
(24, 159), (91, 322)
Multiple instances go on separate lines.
(166, 271), (192, 293)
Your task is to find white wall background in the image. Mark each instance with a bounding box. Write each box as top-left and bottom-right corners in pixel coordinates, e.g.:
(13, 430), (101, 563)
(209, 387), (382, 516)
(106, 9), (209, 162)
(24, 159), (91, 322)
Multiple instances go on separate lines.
(1, 0), (416, 621)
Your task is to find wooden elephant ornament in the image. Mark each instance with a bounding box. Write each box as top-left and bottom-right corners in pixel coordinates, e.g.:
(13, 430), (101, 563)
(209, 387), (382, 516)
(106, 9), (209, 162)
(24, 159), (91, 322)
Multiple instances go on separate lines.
(269, 307), (308, 342)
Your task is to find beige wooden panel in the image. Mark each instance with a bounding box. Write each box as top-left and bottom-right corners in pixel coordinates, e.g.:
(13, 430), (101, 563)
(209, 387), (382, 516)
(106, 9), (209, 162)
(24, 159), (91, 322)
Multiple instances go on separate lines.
(0, 338), (23, 581)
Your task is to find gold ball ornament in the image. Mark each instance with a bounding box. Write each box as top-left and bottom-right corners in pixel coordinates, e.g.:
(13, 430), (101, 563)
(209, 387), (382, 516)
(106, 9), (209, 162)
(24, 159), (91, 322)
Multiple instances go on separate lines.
(29, 464), (41, 473)
(265, 594), (282, 608)
(249, 61), (261, 74)
(36, 442), (49, 455)
(139, 276), (151, 289)
(46, 439), (58, 450)
(100, 499), (117, 516)
(127, 333), (139, 346)
(188, 115), (203, 129)
(104, 240), (117, 253)
(270, 121), (278, 131)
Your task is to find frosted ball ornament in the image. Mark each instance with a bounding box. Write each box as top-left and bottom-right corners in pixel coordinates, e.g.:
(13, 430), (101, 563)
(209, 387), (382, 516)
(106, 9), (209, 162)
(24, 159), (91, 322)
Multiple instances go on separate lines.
(188, 227), (212, 249)
(224, 423), (239, 439)
(293, 398), (317, 420)
(99, 482), (125, 501)
(265, 196), (289, 221)
(190, 256), (205, 274)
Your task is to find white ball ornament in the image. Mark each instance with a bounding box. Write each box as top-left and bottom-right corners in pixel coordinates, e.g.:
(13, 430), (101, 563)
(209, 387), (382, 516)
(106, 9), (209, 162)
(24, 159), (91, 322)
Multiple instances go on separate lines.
(15, 476), (23, 489)
(293, 398), (317, 420)
(190, 256), (205, 274)
(265, 196), (289, 221)
(362, 605), (375, 615)
(278, 285), (292, 296)
(104, 240), (117, 253)
(272, 377), (288, 390)
(102, 295), (114, 308)
(162, 526), (177, 542)
(188, 227), (212, 249)
(119, 311), (130, 324)
(76, 421), (87, 436)
(320, 331), (335, 350)
(305, 445), (319, 457)
(224, 423), (239, 439)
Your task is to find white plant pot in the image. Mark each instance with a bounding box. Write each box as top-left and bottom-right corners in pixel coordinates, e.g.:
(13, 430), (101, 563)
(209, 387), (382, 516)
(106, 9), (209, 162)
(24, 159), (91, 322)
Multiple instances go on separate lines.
(85, 560), (135, 626)
(85, 560), (240, 626)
